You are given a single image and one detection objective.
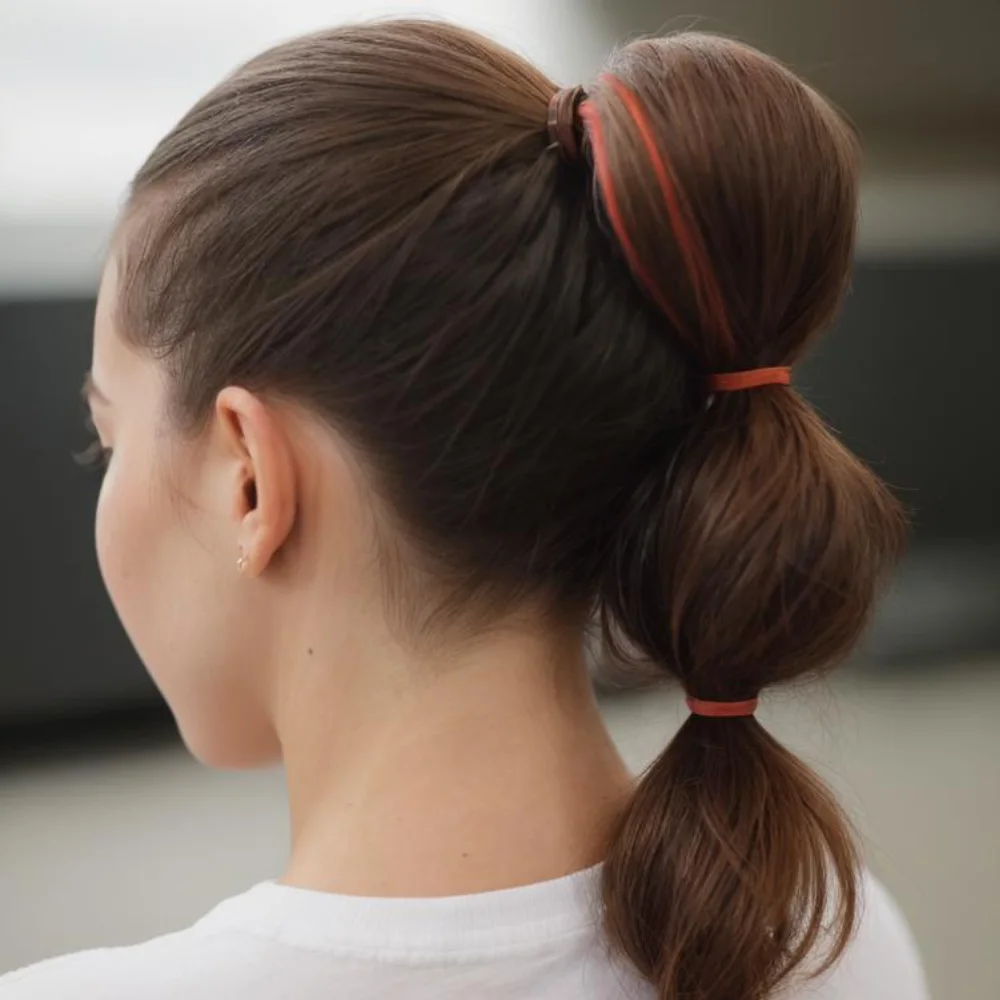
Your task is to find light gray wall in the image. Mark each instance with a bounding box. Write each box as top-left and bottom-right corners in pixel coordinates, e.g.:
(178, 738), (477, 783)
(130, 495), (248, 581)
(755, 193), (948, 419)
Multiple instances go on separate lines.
(583, 0), (1000, 256)
(2, 0), (998, 295)
(589, 0), (1000, 125)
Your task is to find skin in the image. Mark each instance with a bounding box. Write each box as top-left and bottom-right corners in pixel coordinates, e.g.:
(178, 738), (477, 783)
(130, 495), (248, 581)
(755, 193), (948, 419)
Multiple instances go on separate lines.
(86, 254), (634, 898)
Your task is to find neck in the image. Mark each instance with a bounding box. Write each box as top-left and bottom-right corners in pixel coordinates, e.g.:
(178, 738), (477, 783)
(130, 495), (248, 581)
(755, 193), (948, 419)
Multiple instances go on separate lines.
(275, 614), (633, 898)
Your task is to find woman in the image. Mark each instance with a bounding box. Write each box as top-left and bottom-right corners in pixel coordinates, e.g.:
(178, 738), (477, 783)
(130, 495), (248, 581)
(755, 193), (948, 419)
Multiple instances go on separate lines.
(2, 20), (928, 1000)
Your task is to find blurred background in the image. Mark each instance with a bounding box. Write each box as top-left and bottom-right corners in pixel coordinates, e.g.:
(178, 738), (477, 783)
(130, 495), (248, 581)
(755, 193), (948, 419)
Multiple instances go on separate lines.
(1, 1), (998, 997)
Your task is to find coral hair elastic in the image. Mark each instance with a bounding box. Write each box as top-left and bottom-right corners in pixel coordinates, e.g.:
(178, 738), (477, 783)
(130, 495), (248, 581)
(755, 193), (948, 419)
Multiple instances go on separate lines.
(708, 367), (791, 392)
(686, 696), (759, 718)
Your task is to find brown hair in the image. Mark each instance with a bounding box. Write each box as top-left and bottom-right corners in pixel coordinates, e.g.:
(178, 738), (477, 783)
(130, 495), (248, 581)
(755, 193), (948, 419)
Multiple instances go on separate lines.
(116, 22), (905, 1000)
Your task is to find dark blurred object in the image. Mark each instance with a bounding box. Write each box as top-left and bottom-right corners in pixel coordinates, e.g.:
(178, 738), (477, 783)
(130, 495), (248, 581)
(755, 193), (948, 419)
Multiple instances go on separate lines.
(803, 259), (1000, 667)
(805, 260), (999, 541)
(2, 256), (999, 718)
(1, 298), (157, 723)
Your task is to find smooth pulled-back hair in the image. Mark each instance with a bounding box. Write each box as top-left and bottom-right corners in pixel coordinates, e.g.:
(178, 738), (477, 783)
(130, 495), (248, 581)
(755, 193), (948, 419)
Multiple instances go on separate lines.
(116, 21), (906, 1000)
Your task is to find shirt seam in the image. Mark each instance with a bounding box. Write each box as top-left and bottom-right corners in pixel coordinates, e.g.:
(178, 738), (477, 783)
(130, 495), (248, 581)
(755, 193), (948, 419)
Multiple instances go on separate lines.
(193, 920), (598, 965)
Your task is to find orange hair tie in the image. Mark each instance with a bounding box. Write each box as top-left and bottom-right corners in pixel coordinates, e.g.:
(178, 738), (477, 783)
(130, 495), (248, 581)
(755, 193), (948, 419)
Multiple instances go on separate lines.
(598, 74), (734, 354)
(686, 696), (759, 718)
(708, 367), (791, 392)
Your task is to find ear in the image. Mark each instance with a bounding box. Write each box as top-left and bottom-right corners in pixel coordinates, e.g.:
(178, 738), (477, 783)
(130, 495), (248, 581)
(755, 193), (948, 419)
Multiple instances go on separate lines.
(214, 387), (297, 575)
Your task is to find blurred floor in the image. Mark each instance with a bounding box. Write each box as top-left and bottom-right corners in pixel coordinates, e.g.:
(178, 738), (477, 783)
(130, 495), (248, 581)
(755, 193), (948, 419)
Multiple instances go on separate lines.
(2, 662), (998, 999)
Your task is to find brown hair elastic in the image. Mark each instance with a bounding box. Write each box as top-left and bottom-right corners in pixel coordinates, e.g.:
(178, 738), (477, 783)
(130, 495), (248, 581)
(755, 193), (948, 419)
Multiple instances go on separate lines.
(686, 696), (759, 718)
(547, 86), (586, 162)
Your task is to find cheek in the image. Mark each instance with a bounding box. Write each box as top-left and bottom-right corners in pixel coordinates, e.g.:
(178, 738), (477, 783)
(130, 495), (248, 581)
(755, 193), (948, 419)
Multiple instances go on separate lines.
(95, 441), (202, 679)
(94, 442), (278, 768)
(95, 445), (161, 628)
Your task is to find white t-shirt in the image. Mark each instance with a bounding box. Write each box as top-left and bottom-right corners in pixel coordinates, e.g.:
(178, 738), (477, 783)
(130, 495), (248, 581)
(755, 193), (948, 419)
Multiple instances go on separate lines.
(0, 866), (928, 999)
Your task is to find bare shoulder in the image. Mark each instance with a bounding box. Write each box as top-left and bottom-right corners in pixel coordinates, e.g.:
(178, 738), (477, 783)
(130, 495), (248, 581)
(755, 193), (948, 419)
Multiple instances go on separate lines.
(793, 872), (930, 1000)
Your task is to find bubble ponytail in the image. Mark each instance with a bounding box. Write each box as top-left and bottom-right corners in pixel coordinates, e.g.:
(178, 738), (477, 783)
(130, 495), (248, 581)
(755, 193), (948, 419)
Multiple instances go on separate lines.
(581, 35), (907, 1000)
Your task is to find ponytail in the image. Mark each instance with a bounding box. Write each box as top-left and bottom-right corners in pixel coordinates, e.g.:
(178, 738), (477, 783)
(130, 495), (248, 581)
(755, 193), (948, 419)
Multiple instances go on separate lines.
(600, 390), (901, 1000)
(578, 34), (907, 1000)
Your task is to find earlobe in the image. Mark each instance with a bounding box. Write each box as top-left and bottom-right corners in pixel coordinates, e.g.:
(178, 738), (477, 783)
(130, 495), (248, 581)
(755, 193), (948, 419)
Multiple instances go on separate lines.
(215, 387), (298, 575)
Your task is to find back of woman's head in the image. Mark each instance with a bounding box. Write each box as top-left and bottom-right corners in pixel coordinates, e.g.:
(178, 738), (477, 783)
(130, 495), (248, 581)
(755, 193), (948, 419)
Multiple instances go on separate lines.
(117, 21), (905, 1000)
